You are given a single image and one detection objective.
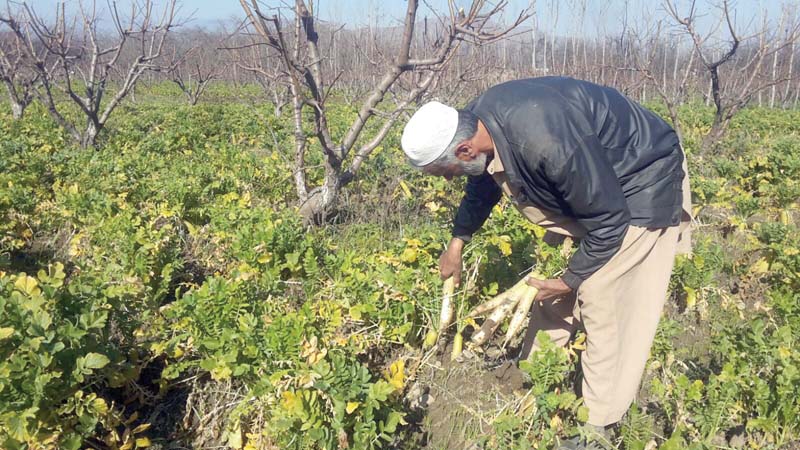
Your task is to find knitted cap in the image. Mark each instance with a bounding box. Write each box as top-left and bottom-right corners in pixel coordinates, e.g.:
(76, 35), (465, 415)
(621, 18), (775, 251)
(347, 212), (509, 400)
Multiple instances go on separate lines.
(401, 101), (458, 167)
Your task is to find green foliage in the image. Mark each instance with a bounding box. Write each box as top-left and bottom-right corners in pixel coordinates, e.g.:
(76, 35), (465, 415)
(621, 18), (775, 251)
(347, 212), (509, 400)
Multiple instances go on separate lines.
(1, 89), (799, 449)
(644, 104), (800, 450)
(0, 263), (114, 448)
(484, 332), (588, 449)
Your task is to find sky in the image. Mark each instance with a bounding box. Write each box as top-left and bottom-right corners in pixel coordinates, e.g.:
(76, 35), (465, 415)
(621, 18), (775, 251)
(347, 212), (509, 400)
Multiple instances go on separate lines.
(19, 0), (787, 37)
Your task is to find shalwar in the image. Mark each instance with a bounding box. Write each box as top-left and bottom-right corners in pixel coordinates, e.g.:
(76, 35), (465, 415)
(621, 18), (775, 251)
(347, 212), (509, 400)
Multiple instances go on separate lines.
(487, 151), (692, 426)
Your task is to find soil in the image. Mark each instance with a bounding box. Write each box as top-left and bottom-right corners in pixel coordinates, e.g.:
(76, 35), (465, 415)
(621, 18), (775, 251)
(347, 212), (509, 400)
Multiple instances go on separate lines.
(404, 340), (528, 450)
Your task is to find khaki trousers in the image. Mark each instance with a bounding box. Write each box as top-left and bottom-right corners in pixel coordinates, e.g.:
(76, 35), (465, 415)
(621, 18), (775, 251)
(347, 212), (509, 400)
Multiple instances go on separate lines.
(486, 147), (691, 426)
(519, 225), (680, 426)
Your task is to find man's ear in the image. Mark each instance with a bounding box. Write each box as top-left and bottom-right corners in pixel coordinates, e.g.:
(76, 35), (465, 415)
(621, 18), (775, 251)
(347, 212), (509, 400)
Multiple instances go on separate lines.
(455, 141), (476, 161)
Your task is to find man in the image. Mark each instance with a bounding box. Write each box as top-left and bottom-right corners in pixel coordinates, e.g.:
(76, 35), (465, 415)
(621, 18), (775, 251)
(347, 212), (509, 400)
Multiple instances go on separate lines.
(400, 77), (692, 449)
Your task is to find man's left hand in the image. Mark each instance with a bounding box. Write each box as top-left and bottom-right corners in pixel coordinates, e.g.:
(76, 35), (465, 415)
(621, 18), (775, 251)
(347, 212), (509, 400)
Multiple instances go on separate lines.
(526, 277), (572, 301)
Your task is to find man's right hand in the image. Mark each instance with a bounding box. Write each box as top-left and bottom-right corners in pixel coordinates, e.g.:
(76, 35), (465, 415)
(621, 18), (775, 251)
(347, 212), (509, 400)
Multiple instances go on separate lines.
(439, 237), (465, 286)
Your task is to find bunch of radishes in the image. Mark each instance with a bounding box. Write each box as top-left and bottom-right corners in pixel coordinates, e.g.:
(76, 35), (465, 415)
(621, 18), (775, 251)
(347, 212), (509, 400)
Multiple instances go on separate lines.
(425, 274), (541, 360)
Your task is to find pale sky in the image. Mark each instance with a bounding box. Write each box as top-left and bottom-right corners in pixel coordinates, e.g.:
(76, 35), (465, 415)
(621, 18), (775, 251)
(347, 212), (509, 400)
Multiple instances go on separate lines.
(19, 0), (787, 37)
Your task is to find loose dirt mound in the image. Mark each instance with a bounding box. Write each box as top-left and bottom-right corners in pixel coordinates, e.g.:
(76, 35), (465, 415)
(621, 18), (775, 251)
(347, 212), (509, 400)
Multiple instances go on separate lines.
(405, 343), (528, 449)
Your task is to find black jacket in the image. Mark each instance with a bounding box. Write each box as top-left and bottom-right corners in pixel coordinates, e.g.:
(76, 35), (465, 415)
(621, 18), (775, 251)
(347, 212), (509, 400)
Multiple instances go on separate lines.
(452, 77), (684, 290)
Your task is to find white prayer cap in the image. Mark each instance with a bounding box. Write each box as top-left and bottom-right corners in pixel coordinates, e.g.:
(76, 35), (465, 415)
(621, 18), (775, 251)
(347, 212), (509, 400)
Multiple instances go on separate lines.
(401, 101), (458, 167)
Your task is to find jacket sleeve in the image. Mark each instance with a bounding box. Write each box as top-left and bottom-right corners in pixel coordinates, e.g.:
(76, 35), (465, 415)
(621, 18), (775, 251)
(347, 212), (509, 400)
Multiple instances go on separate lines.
(451, 172), (503, 240)
(513, 102), (630, 291)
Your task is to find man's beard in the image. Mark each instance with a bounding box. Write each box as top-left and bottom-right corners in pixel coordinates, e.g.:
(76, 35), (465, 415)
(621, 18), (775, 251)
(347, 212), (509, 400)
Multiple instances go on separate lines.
(461, 152), (487, 176)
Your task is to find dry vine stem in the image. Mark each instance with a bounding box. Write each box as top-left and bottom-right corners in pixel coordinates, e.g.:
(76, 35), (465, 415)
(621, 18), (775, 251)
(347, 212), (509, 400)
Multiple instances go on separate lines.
(469, 274), (541, 346)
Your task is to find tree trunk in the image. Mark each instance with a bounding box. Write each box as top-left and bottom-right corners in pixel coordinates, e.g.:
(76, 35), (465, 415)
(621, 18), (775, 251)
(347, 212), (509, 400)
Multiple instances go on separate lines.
(10, 101), (24, 119)
(784, 38), (796, 107)
(298, 165), (341, 225)
(531, 22), (537, 70)
(601, 39), (606, 84)
(770, 9), (786, 109)
(666, 101), (682, 144)
(81, 121), (100, 148)
(703, 121), (727, 150)
(3, 81), (27, 119)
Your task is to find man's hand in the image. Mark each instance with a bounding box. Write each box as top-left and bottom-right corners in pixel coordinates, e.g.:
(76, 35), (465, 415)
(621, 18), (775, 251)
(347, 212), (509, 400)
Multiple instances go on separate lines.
(526, 276), (572, 301)
(439, 237), (465, 286)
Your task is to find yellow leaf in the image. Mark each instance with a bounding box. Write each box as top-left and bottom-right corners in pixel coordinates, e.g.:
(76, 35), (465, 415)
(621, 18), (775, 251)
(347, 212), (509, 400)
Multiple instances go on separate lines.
(398, 180), (412, 199)
(684, 286), (697, 309)
(210, 365), (232, 380)
(425, 201), (441, 212)
(749, 258), (770, 274)
(400, 248), (417, 263)
(0, 327), (14, 340)
(227, 425), (243, 449)
(132, 423), (151, 434)
(384, 359), (405, 391)
(404, 238), (423, 247)
(68, 233), (85, 257)
(239, 191), (252, 207)
(135, 437), (151, 448)
(493, 235), (513, 256)
(92, 398), (109, 415)
(307, 348), (327, 365)
(570, 332), (587, 351)
(14, 275), (40, 296)
(183, 221), (197, 236)
(780, 210), (791, 225)
(244, 432), (260, 450)
(346, 401), (360, 414)
(281, 391), (298, 410)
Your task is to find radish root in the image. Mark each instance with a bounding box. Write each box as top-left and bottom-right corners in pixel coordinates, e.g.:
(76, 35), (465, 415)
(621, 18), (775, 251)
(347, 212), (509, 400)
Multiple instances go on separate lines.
(468, 273), (542, 347)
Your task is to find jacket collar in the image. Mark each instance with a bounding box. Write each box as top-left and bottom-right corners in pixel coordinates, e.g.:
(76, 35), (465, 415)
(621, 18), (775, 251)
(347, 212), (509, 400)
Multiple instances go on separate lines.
(486, 153), (505, 175)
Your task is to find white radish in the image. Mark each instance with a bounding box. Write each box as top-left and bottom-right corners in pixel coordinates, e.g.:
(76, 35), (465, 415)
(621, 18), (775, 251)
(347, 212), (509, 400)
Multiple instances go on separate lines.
(467, 278), (530, 318)
(503, 283), (540, 347)
(437, 276), (456, 338)
(471, 294), (520, 346)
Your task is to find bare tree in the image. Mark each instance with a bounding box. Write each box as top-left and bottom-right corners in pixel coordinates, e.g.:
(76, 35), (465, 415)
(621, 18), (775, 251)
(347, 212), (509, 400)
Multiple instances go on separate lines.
(6, 0), (797, 150)
(169, 31), (223, 106)
(0, 2), (40, 119)
(778, 3), (800, 108)
(15, 0), (180, 148)
(229, 24), (291, 116)
(629, 20), (697, 142)
(665, 0), (800, 147)
(240, 0), (532, 223)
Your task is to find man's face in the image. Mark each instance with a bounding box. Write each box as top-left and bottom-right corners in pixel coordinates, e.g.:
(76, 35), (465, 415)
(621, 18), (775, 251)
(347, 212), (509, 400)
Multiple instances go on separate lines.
(424, 162), (464, 180)
(424, 152), (487, 180)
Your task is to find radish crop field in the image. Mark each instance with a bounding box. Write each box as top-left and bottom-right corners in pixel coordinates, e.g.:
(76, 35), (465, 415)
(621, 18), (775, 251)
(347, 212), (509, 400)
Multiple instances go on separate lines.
(1, 88), (799, 449)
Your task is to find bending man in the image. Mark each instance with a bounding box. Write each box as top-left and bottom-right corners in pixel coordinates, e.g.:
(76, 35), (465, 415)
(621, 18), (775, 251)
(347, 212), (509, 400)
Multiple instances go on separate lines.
(400, 77), (692, 449)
